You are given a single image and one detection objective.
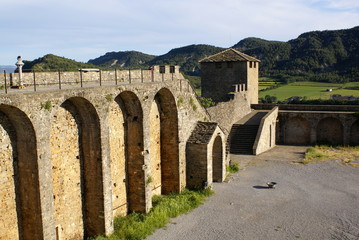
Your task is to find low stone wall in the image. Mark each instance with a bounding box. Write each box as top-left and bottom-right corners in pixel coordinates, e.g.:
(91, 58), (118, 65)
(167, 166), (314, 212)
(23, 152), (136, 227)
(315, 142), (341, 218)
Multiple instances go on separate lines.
(252, 104), (359, 112)
(0, 65), (182, 87)
(253, 107), (278, 155)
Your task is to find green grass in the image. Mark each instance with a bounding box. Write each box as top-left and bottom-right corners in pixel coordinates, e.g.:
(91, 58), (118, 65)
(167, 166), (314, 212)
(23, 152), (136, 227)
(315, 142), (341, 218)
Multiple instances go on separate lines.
(259, 81), (359, 101)
(294, 145), (359, 166)
(91, 189), (214, 240)
(226, 162), (239, 173)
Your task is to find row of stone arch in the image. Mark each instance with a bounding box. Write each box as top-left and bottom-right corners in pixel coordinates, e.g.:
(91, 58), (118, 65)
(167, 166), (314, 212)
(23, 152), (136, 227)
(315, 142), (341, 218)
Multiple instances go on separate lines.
(283, 116), (359, 145)
(0, 88), (181, 239)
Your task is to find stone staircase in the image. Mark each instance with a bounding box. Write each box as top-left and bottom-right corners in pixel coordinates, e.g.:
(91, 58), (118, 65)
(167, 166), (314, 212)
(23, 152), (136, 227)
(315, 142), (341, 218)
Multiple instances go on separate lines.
(229, 111), (268, 155)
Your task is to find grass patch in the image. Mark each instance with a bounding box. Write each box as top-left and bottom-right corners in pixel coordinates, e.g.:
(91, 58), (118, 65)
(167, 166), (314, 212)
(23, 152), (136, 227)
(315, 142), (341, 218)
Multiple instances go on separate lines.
(226, 162), (239, 173)
(92, 189), (214, 240)
(296, 145), (359, 166)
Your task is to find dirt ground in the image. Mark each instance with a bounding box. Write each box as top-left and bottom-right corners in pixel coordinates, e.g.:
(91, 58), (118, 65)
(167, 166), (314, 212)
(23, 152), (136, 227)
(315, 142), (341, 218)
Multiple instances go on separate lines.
(146, 145), (359, 240)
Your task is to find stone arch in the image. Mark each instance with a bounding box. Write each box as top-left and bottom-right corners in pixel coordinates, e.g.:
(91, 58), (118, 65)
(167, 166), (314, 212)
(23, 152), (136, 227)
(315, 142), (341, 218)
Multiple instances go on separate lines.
(0, 105), (43, 240)
(153, 88), (180, 194)
(317, 117), (343, 145)
(284, 116), (311, 145)
(50, 97), (104, 239)
(115, 91), (146, 213)
(212, 135), (224, 182)
(108, 101), (127, 217)
(350, 120), (359, 145)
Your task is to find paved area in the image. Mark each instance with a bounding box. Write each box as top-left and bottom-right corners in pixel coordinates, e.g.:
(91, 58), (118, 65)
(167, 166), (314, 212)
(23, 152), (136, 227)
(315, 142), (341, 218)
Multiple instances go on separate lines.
(147, 146), (359, 240)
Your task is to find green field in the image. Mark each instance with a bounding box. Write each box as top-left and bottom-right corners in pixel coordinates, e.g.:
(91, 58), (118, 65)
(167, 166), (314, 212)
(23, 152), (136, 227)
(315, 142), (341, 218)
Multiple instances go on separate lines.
(259, 81), (359, 101)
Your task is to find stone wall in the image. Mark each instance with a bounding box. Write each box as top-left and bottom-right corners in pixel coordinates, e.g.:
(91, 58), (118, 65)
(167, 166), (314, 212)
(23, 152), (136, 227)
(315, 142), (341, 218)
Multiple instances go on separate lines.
(253, 107), (278, 155)
(0, 112), (18, 240)
(278, 111), (358, 145)
(207, 92), (252, 135)
(0, 77), (210, 239)
(50, 105), (84, 239)
(0, 65), (182, 88)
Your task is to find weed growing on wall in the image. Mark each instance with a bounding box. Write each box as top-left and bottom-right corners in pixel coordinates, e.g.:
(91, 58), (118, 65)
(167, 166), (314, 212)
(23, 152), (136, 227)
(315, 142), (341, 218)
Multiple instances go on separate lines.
(106, 94), (113, 102)
(91, 189), (214, 240)
(177, 97), (184, 106)
(41, 101), (52, 111)
(189, 98), (197, 111)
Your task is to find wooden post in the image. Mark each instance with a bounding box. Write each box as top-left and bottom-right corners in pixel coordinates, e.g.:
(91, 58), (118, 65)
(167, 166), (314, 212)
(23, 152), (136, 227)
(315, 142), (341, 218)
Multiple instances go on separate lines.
(58, 70), (62, 89)
(33, 70), (37, 92)
(4, 70), (7, 94)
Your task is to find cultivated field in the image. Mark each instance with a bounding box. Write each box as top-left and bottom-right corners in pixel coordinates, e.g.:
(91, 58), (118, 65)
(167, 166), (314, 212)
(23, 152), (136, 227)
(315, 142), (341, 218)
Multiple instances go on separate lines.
(259, 81), (359, 101)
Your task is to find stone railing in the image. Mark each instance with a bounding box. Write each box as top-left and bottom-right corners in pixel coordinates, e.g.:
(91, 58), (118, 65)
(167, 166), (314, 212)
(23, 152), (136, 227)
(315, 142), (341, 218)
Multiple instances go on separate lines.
(0, 65), (184, 93)
(252, 106), (278, 155)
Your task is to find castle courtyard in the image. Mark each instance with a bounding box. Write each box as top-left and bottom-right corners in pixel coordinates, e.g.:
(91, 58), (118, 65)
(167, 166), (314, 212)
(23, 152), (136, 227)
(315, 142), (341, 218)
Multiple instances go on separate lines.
(146, 145), (359, 240)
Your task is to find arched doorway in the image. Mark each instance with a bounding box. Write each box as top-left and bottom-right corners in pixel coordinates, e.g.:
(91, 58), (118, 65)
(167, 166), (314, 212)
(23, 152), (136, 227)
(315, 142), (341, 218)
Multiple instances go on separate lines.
(115, 91), (146, 213)
(151, 88), (180, 194)
(212, 136), (223, 182)
(317, 117), (343, 145)
(50, 97), (104, 239)
(284, 116), (310, 145)
(0, 105), (42, 239)
(108, 101), (127, 217)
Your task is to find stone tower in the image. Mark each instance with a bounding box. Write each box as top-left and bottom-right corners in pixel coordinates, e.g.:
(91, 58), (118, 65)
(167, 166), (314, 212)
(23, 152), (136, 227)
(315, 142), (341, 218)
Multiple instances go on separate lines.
(200, 48), (260, 104)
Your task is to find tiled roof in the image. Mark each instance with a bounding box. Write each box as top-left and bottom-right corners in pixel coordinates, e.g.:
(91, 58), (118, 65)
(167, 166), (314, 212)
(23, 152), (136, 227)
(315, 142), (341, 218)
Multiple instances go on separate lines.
(199, 48), (260, 63)
(187, 122), (218, 144)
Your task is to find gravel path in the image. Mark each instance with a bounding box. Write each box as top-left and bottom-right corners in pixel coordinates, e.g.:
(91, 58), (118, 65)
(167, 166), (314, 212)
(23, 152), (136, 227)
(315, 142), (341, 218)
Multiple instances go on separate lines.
(146, 146), (359, 240)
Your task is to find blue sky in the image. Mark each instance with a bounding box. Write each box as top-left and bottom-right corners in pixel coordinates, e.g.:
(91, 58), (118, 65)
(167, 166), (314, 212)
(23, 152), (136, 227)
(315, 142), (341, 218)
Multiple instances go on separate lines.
(0, 0), (358, 65)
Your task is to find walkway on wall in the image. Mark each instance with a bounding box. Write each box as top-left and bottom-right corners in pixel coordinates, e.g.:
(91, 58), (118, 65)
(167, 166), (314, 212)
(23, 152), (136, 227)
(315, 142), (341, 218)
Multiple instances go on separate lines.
(229, 110), (268, 154)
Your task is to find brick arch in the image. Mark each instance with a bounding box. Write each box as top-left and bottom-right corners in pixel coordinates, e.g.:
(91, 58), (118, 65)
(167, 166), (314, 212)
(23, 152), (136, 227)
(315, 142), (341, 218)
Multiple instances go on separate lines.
(212, 135), (224, 182)
(284, 116), (311, 145)
(350, 120), (359, 145)
(153, 88), (180, 194)
(0, 104), (43, 240)
(115, 91), (146, 213)
(317, 117), (343, 145)
(50, 97), (104, 239)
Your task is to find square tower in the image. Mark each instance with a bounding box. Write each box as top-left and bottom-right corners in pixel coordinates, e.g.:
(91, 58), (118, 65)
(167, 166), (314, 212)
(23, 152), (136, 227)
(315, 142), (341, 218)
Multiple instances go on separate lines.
(200, 48), (260, 104)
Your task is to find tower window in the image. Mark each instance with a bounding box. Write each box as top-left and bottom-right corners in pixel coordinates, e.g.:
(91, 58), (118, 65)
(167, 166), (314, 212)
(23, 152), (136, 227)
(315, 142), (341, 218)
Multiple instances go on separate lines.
(254, 62), (257, 68)
(170, 66), (175, 73)
(249, 62), (253, 68)
(159, 66), (165, 73)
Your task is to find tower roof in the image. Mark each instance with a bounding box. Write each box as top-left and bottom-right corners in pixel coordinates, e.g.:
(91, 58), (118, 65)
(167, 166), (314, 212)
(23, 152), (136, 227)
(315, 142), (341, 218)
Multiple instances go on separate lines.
(199, 48), (260, 63)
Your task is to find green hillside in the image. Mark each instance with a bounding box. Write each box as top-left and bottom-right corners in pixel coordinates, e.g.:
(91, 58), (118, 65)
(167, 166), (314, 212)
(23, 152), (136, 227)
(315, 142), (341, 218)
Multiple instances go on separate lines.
(88, 51), (155, 69)
(233, 26), (359, 83)
(22, 26), (359, 84)
(23, 54), (98, 72)
(23, 54), (97, 72)
(147, 44), (225, 75)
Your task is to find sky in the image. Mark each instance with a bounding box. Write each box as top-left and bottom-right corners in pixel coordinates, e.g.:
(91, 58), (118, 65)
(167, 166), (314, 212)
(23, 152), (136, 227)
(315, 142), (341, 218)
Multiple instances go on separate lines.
(0, 0), (358, 65)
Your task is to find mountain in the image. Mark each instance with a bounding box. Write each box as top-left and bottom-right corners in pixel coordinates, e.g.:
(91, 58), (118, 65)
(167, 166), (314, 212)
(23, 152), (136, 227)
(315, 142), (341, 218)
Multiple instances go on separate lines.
(232, 26), (359, 82)
(23, 54), (97, 72)
(20, 26), (359, 83)
(147, 44), (225, 75)
(88, 51), (155, 69)
(0, 65), (17, 73)
(88, 45), (224, 75)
